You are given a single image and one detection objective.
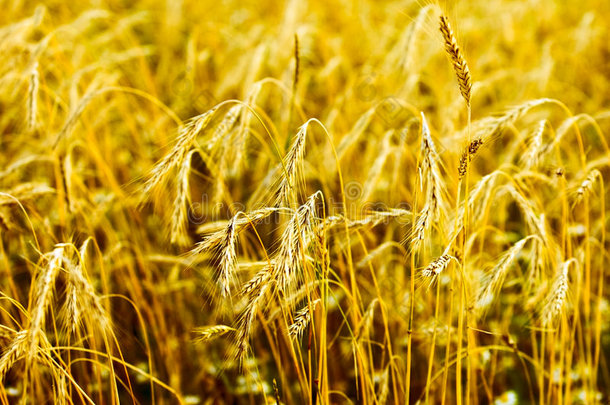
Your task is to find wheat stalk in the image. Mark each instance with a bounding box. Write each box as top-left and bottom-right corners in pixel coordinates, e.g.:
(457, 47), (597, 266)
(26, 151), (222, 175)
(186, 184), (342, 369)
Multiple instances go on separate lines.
(293, 33), (300, 92)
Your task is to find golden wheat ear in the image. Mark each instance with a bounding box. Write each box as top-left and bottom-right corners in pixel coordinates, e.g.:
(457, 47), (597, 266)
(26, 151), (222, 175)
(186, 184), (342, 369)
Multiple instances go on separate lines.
(193, 325), (235, 342)
(439, 15), (472, 107)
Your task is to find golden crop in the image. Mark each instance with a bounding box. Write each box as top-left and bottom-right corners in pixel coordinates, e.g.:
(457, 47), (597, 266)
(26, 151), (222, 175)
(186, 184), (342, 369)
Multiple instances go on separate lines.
(1, 1), (609, 404)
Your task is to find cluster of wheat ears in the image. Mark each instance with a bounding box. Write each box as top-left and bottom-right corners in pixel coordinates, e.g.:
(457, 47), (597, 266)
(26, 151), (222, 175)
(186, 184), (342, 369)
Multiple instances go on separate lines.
(0, 1), (609, 404)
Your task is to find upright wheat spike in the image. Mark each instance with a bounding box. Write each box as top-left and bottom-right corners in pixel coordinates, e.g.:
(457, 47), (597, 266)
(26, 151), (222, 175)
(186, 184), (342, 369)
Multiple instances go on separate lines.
(276, 121), (310, 206)
(27, 61), (39, 132)
(62, 241), (112, 334)
(439, 15), (472, 106)
(411, 113), (447, 250)
(521, 120), (547, 169)
(377, 366), (390, 405)
(273, 192), (320, 294)
(170, 149), (196, 246)
(541, 259), (575, 327)
(27, 247), (65, 364)
(355, 298), (378, 341)
(293, 33), (300, 92)
(217, 214), (239, 298)
(575, 169), (601, 204)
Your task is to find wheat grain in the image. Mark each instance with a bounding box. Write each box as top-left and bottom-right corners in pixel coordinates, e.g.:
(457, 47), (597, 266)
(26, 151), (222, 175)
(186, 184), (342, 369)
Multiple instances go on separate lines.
(241, 268), (272, 300)
(235, 278), (271, 364)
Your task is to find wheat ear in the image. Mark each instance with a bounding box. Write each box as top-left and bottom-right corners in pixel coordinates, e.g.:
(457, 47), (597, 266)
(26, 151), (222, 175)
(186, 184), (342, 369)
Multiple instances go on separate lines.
(288, 299), (320, 340)
(193, 325), (235, 342)
(27, 61), (39, 132)
(422, 253), (452, 278)
(458, 138), (483, 179)
(439, 15), (472, 106)
(276, 121), (310, 206)
(541, 259), (575, 327)
(476, 236), (535, 316)
(27, 247), (64, 364)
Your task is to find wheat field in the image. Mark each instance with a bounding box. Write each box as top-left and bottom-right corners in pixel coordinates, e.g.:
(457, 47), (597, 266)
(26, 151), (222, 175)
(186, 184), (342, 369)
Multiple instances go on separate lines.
(1, 0), (609, 404)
